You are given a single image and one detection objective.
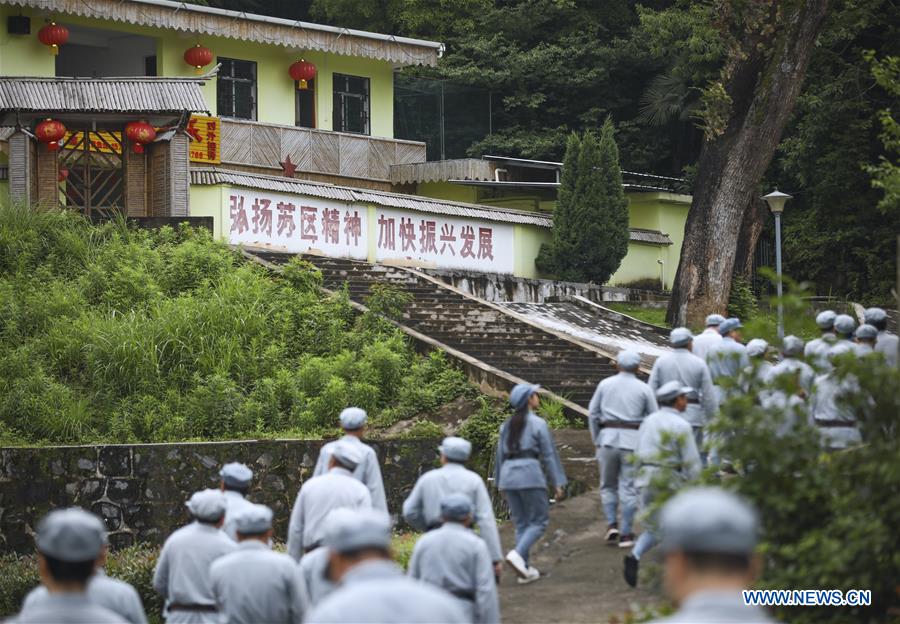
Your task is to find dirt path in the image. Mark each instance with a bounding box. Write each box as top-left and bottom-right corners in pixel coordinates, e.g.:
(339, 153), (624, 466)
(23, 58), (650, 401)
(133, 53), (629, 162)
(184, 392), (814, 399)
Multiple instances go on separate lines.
(496, 489), (662, 623)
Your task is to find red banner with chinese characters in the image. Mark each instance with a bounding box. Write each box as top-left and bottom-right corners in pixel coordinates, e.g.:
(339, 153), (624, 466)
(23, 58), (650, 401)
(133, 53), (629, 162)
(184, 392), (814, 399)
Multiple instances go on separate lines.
(187, 115), (221, 164)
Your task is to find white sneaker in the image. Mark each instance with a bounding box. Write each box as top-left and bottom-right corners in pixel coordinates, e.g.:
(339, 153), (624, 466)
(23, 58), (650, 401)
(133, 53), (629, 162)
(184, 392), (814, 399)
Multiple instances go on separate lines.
(517, 566), (541, 584)
(505, 550), (529, 578)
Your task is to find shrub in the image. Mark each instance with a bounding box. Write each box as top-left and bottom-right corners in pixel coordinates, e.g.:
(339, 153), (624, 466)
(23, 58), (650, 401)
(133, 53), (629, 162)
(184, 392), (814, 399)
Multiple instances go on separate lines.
(400, 419), (445, 439)
(727, 273), (757, 320)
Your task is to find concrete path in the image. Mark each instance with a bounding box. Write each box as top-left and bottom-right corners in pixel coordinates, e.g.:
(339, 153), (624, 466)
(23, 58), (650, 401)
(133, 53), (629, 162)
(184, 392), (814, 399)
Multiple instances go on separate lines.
(496, 488), (663, 623)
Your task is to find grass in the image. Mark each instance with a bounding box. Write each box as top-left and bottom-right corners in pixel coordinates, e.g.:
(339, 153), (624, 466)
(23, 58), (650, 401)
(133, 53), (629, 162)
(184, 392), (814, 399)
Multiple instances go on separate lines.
(603, 302), (669, 327)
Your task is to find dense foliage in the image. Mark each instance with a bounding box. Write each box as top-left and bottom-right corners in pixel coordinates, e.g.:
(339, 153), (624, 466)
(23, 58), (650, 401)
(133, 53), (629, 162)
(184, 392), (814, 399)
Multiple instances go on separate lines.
(536, 120), (629, 283)
(0, 206), (473, 445)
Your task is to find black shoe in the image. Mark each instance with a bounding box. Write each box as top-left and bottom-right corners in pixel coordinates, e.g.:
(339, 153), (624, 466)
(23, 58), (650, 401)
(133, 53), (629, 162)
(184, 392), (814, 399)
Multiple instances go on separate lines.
(604, 524), (620, 544)
(623, 554), (639, 587)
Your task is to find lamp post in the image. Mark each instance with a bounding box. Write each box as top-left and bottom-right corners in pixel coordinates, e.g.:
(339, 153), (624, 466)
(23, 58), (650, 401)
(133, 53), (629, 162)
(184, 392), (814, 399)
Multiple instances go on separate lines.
(762, 189), (792, 340)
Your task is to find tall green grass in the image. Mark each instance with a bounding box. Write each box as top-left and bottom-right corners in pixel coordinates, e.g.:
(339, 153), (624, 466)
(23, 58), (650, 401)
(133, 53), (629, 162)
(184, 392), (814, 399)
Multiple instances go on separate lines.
(0, 204), (474, 445)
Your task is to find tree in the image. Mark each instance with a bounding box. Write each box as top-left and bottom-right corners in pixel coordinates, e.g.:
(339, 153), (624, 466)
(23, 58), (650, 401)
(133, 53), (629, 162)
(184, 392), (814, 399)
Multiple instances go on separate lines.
(666, 1), (831, 328)
(536, 118), (629, 284)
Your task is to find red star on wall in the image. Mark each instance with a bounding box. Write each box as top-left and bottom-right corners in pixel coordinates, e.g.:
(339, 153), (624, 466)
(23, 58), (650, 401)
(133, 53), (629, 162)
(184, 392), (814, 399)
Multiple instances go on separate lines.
(280, 155), (298, 178)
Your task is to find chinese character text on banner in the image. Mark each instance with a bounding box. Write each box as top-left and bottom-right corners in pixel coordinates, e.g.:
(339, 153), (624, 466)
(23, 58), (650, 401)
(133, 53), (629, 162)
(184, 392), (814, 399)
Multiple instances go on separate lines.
(187, 115), (221, 164)
(227, 189), (368, 260)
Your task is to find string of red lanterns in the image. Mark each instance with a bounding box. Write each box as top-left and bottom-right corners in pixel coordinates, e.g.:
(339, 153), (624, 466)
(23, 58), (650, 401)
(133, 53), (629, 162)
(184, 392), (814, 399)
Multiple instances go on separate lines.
(37, 21), (69, 56)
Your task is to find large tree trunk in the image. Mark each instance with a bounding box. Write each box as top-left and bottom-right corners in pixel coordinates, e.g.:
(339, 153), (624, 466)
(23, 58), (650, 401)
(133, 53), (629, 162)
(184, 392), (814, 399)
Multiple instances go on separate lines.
(666, 0), (830, 327)
(732, 198), (769, 280)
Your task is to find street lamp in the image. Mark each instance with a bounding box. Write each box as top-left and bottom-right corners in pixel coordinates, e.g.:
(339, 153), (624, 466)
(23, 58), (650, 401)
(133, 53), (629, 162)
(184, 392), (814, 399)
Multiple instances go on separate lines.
(762, 189), (792, 340)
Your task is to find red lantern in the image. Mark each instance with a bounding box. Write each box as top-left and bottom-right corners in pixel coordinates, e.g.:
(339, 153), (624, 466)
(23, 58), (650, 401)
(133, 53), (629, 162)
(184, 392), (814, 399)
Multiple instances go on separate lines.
(124, 121), (157, 154)
(289, 59), (316, 89)
(35, 118), (66, 152)
(184, 44), (213, 75)
(38, 21), (69, 56)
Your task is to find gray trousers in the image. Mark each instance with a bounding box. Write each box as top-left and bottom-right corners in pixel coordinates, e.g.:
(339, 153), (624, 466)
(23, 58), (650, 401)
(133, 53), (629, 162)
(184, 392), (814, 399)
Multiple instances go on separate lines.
(597, 446), (638, 534)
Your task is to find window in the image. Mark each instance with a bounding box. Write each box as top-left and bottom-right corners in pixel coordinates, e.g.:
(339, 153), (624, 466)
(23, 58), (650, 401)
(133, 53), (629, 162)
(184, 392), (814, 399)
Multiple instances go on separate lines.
(296, 80), (316, 129)
(217, 58), (257, 120)
(144, 56), (157, 77)
(333, 74), (370, 135)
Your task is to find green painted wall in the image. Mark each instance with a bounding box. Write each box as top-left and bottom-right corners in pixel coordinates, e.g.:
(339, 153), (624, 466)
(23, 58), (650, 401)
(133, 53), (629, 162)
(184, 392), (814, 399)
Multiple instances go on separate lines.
(188, 185), (226, 239)
(415, 182), (478, 204)
(514, 224), (550, 279)
(0, 9), (396, 137)
(0, 7), (55, 75)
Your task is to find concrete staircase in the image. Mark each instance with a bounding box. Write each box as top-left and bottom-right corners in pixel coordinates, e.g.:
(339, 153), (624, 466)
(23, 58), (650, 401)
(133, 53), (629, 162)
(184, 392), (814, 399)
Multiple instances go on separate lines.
(246, 252), (620, 413)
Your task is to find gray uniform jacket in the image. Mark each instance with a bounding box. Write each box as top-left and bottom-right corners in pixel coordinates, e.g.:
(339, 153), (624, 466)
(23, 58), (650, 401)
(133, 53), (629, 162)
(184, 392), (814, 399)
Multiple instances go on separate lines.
(647, 349), (717, 428)
(493, 412), (567, 491)
(766, 358), (815, 395)
(408, 523), (501, 624)
(691, 328), (722, 362)
(221, 491), (254, 541)
(876, 330), (899, 367)
(313, 435), (388, 512)
(402, 463), (502, 561)
(588, 371), (658, 450)
(634, 407), (701, 489)
(804, 333), (836, 370)
(210, 540), (307, 624)
(707, 337), (750, 382)
(297, 546), (337, 608)
(649, 590), (775, 623)
(152, 522), (237, 624)
(23, 570), (147, 624)
(810, 373), (864, 449)
(306, 559), (467, 624)
(15, 593), (126, 624)
(286, 466), (372, 561)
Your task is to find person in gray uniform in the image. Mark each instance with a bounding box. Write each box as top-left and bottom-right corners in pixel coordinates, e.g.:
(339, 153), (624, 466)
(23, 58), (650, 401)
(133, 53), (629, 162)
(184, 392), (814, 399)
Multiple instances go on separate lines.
(805, 310), (838, 370)
(831, 314), (857, 349)
(210, 504), (307, 624)
(810, 345), (866, 450)
(648, 327), (717, 451)
(15, 508), (125, 624)
(761, 336), (815, 434)
(22, 511), (147, 624)
(312, 407), (388, 512)
(647, 487), (774, 623)
(408, 493), (501, 624)
(854, 324), (878, 356)
(152, 489), (237, 623)
(287, 441), (372, 561)
(742, 338), (771, 389)
(304, 508), (467, 624)
(219, 462), (254, 542)
(865, 306), (898, 367)
(691, 313), (725, 362)
(624, 381), (702, 588)
(493, 383), (567, 584)
(707, 318), (750, 403)
(402, 436), (503, 577)
(297, 508), (349, 608)
(588, 350), (658, 548)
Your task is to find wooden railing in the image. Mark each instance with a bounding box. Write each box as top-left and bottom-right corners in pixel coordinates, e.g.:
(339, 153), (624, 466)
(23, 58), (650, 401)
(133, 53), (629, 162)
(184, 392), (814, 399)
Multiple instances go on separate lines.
(219, 119), (427, 181)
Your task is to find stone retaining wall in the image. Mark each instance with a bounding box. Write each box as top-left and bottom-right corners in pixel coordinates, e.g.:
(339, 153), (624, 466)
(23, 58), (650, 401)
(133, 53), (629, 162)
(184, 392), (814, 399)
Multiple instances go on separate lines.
(0, 438), (438, 554)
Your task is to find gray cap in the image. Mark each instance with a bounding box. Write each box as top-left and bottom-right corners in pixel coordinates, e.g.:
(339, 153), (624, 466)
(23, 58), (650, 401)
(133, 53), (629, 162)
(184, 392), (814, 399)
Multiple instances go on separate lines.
(746, 338), (768, 358)
(718, 318), (742, 335)
(856, 324), (878, 341)
(834, 314), (856, 336)
(330, 441), (363, 470)
(864, 307), (886, 324)
(185, 488), (227, 522)
(233, 503), (273, 535)
(509, 383), (540, 410)
(660, 487), (758, 555)
(339, 407), (367, 430)
(815, 310), (837, 329)
(669, 327), (694, 348)
(656, 380), (693, 403)
(323, 507), (392, 553)
(705, 314), (726, 327)
(781, 335), (804, 357)
(439, 436), (472, 462)
(36, 508), (106, 563)
(440, 492), (473, 521)
(616, 350), (641, 371)
(219, 462), (253, 488)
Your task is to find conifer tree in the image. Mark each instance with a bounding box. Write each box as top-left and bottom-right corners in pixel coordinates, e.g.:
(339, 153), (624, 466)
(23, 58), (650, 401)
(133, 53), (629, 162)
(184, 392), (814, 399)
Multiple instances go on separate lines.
(536, 118), (629, 283)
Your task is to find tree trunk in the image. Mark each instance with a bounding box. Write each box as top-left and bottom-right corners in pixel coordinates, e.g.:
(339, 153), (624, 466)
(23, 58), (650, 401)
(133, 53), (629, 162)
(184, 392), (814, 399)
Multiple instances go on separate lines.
(666, 0), (830, 328)
(732, 198), (769, 280)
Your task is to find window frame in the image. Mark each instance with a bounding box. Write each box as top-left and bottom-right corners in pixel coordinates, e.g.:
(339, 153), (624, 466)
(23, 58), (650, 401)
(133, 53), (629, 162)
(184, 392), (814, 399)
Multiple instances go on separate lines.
(295, 79), (317, 129)
(332, 73), (370, 135)
(217, 57), (257, 121)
